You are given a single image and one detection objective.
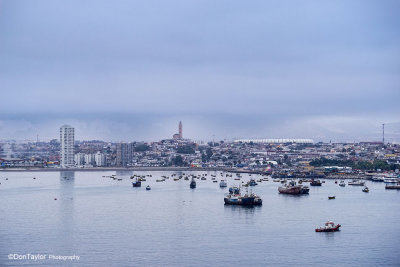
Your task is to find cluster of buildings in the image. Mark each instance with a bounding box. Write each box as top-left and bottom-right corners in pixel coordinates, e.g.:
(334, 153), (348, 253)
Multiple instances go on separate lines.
(0, 122), (399, 175)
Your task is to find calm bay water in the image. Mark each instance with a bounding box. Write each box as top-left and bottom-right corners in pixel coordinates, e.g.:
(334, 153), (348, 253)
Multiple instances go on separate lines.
(0, 170), (399, 266)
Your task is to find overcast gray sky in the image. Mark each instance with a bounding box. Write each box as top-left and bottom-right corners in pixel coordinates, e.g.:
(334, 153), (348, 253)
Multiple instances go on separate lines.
(0, 0), (399, 142)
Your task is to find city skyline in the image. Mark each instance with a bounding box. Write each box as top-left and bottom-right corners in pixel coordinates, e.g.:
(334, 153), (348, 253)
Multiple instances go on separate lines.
(0, 0), (399, 142)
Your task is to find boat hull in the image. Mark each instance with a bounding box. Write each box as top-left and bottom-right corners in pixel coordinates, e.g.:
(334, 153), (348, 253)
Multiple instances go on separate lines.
(315, 224), (341, 232)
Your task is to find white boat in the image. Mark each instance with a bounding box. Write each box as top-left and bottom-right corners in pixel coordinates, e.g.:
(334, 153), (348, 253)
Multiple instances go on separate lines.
(371, 175), (384, 182)
(339, 181), (346, 187)
(348, 180), (365, 186)
(384, 178), (398, 184)
(219, 180), (227, 188)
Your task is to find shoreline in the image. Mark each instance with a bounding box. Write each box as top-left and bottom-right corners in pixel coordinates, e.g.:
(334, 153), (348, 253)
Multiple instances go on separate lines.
(0, 167), (369, 179)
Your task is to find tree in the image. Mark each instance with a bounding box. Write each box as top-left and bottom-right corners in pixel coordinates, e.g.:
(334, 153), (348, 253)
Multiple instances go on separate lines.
(206, 148), (213, 159)
(176, 145), (195, 154)
(135, 144), (150, 152)
(172, 155), (184, 166)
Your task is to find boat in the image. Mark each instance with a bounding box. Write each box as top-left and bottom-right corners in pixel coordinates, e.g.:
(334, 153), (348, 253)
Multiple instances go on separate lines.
(146, 185), (151, 190)
(190, 177), (196, 189)
(224, 187), (262, 206)
(278, 181), (309, 195)
(249, 179), (258, 186)
(348, 180), (365, 186)
(219, 180), (227, 188)
(339, 180), (346, 187)
(132, 178), (141, 187)
(384, 178), (398, 184)
(315, 221), (341, 232)
(371, 175), (384, 182)
(310, 179), (322, 186)
(328, 196), (336, 199)
(362, 186), (369, 193)
(385, 184), (400, 189)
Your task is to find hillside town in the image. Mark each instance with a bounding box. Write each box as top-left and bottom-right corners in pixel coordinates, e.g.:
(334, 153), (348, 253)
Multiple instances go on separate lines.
(0, 122), (399, 178)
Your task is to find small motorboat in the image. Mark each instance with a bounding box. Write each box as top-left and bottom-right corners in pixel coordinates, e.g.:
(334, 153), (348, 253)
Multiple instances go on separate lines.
(310, 179), (322, 186)
(219, 180), (227, 188)
(249, 179), (258, 186)
(146, 185), (151, 190)
(339, 181), (346, 187)
(328, 196), (336, 199)
(190, 177), (196, 189)
(362, 186), (369, 193)
(315, 221), (341, 232)
(132, 178), (141, 187)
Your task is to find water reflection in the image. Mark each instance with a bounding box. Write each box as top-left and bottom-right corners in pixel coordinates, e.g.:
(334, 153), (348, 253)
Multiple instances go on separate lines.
(58, 171), (75, 253)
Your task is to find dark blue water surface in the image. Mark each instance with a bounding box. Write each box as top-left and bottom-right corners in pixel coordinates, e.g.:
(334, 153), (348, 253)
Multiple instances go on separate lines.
(0, 171), (399, 266)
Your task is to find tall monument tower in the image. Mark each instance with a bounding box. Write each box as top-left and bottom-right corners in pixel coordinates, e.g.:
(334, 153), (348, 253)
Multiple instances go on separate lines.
(179, 121), (183, 139)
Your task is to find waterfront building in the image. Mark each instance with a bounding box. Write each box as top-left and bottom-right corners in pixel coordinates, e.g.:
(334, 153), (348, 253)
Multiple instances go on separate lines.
(60, 125), (74, 167)
(94, 151), (106, 166)
(84, 154), (95, 166)
(116, 142), (134, 166)
(74, 153), (85, 165)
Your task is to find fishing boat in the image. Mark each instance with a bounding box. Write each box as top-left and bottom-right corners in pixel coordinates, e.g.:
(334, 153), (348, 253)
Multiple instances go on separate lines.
(384, 178), (398, 184)
(278, 181), (309, 195)
(224, 187), (262, 206)
(315, 221), (341, 232)
(219, 180), (227, 188)
(385, 184), (400, 189)
(348, 180), (365, 186)
(190, 177), (196, 189)
(371, 175), (384, 182)
(132, 178), (141, 187)
(310, 179), (322, 186)
(249, 179), (257, 186)
(362, 186), (369, 193)
(146, 185), (151, 190)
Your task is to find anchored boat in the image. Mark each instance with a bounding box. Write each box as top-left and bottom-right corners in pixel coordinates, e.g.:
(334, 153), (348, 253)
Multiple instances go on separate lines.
(315, 221), (341, 232)
(190, 177), (196, 189)
(132, 178), (141, 187)
(224, 187), (262, 206)
(348, 180), (365, 186)
(278, 181), (309, 195)
(219, 179), (227, 188)
(310, 179), (322, 186)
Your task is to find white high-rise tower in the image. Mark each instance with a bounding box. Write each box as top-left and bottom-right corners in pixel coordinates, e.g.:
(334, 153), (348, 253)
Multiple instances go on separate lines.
(60, 125), (75, 167)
